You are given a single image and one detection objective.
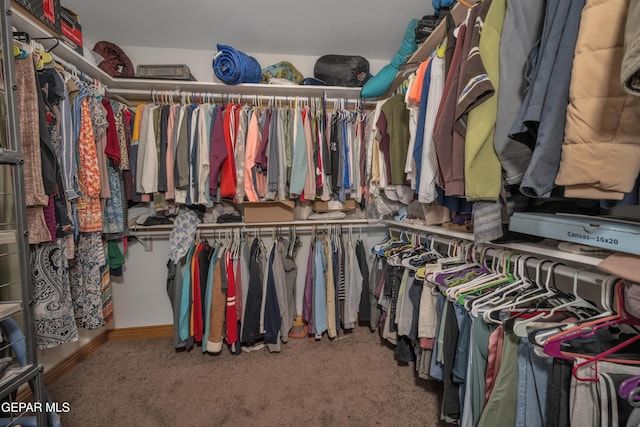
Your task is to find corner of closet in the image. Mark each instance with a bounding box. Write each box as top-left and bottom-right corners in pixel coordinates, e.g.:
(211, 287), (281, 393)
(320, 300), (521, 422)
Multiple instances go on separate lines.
(367, 0), (479, 102)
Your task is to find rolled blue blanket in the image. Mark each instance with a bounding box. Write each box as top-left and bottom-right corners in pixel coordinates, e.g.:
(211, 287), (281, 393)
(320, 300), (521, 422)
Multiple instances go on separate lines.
(213, 44), (262, 85)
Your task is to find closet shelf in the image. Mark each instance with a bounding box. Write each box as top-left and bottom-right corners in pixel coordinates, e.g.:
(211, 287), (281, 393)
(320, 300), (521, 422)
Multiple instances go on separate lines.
(385, 220), (607, 267)
(0, 231), (16, 245)
(10, 4), (364, 100)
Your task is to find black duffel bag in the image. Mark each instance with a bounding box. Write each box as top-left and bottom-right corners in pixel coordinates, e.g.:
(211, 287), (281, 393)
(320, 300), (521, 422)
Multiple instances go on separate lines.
(314, 55), (372, 87)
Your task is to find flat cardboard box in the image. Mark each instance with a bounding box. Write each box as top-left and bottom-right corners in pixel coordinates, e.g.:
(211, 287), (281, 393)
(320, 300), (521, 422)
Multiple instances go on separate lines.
(60, 6), (82, 55)
(312, 199), (357, 212)
(509, 212), (640, 255)
(243, 201), (295, 223)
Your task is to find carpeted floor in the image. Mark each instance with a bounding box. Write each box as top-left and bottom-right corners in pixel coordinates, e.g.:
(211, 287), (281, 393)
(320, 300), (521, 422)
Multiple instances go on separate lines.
(48, 326), (447, 427)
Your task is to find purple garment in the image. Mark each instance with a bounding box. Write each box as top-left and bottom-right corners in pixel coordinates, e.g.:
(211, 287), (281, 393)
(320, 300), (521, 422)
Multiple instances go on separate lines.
(255, 108), (272, 169)
(302, 240), (314, 333)
(209, 107), (228, 196)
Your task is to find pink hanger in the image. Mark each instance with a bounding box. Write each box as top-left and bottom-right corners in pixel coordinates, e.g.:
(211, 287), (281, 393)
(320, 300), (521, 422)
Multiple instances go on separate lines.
(542, 282), (640, 375)
(571, 333), (640, 382)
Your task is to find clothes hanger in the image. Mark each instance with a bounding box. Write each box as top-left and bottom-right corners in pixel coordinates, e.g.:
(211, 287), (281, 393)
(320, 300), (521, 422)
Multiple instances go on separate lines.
(620, 376), (640, 407)
(447, 247), (509, 302)
(510, 268), (598, 338)
(482, 261), (561, 324)
(468, 255), (537, 317)
(542, 281), (640, 366)
(526, 274), (619, 346)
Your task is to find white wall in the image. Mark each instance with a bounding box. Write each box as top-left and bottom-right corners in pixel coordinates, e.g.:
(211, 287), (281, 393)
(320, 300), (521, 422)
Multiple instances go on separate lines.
(81, 34), (389, 83)
(112, 225), (387, 329)
(122, 45), (390, 82)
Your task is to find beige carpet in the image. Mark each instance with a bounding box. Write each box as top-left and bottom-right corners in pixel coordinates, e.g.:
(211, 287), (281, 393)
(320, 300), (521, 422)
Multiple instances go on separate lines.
(48, 326), (447, 427)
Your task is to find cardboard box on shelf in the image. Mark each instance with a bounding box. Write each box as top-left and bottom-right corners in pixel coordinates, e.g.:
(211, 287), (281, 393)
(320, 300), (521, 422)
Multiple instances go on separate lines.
(312, 199), (357, 213)
(243, 201), (295, 223)
(60, 6), (82, 54)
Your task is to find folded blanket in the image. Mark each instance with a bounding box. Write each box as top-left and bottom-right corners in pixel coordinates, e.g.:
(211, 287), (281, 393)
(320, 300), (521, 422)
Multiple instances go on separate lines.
(213, 44), (262, 85)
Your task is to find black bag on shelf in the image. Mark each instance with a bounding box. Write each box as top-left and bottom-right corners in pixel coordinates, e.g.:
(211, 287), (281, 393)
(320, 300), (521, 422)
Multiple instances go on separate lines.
(313, 55), (371, 87)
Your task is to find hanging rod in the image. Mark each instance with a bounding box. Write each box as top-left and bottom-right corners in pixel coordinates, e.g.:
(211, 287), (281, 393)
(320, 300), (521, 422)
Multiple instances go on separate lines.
(106, 87), (370, 105)
(129, 219), (386, 238)
(386, 222), (616, 310)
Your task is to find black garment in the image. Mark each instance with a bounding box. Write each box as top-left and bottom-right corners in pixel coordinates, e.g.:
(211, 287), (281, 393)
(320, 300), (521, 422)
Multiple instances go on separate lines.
(36, 71), (57, 195)
(442, 301), (460, 420)
(395, 336), (414, 363)
(407, 276), (422, 341)
(39, 68), (65, 106)
(157, 105), (170, 192)
(387, 266), (402, 333)
(242, 238), (264, 344)
(197, 243), (213, 339)
(166, 259), (187, 351)
(264, 244), (281, 344)
(545, 358), (572, 427)
(369, 258), (383, 331)
(319, 113), (331, 195)
(329, 112), (340, 192)
(355, 240), (371, 323)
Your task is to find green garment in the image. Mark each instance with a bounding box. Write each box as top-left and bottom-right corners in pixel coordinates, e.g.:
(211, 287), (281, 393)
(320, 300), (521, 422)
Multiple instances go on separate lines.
(464, 0), (507, 200)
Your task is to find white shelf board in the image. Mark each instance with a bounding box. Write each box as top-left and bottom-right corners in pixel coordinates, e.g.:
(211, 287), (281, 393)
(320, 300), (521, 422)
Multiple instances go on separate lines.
(385, 220), (605, 267)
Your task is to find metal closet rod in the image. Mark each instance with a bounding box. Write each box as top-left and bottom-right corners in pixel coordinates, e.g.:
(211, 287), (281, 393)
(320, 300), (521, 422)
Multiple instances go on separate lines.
(106, 88), (369, 106)
(129, 221), (386, 238)
(389, 227), (612, 288)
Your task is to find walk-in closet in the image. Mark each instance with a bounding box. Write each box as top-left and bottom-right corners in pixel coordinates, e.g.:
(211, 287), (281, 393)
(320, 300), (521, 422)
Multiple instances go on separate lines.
(1, 0), (640, 425)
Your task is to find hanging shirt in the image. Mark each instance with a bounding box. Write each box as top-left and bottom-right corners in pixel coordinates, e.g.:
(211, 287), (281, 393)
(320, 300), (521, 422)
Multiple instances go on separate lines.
(418, 55), (446, 204)
(220, 104), (239, 199)
(208, 106), (227, 199)
(289, 107), (308, 196)
(235, 106), (249, 202)
(243, 109), (261, 202)
(303, 108), (317, 200)
(173, 105), (188, 204)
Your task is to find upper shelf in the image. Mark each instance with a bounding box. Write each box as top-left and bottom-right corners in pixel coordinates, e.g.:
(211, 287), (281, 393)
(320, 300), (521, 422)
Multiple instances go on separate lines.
(9, 3), (364, 100)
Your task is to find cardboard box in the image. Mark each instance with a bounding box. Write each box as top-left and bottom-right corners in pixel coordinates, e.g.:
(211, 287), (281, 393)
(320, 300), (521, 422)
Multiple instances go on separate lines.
(60, 6), (82, 55)
(509, 212), (640, 255)
(312, 199), (357, 213)
(243, 201), (295, 223)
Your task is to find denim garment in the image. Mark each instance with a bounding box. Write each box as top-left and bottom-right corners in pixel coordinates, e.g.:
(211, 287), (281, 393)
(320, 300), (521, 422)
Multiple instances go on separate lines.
(59, 77), (81, 200)
(313, 239), (327, 335)
(515, 340), (552, 427)
(510, 0), (586, 198)
(429, 293), (446, 381)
